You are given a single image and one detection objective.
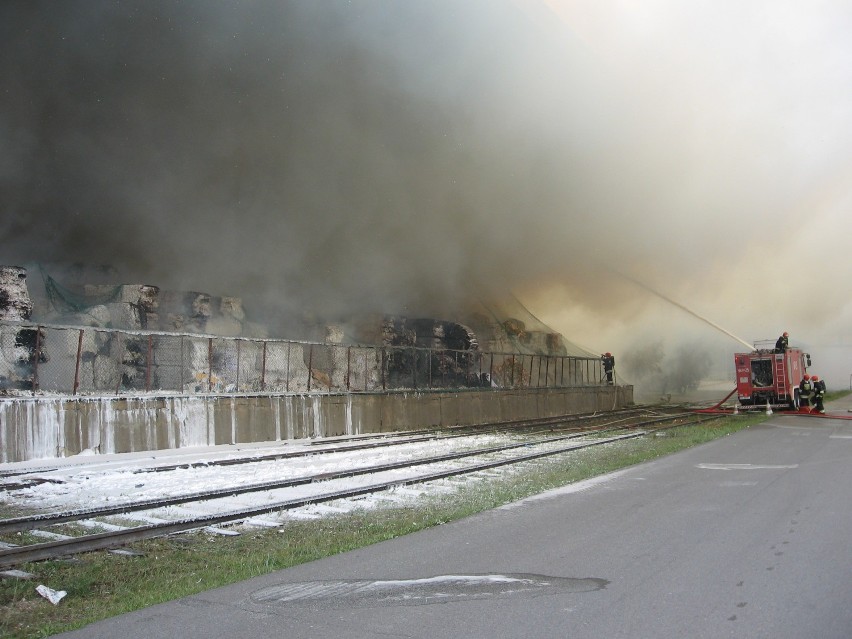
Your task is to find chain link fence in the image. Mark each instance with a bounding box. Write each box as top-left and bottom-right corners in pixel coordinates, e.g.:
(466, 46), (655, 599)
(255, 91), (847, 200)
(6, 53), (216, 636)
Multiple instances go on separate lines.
(0, 320), (606, 396)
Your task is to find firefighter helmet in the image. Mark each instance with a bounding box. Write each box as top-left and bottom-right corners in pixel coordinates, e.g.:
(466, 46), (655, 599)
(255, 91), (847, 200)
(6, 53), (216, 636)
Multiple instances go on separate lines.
(811, 375), (819, 381)
(783, 331), (789, 336)
(803, 374), (810, 380)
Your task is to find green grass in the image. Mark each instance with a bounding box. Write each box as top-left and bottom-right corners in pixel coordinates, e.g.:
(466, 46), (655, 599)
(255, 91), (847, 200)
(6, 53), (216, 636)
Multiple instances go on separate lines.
(823, 390), (849, 403)
(0, 409), (808, 638)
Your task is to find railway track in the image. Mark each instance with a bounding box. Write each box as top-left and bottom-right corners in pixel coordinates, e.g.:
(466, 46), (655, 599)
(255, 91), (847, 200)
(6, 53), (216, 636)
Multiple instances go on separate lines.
(0, 408), (707, 569)
(0, 406), (668, 480)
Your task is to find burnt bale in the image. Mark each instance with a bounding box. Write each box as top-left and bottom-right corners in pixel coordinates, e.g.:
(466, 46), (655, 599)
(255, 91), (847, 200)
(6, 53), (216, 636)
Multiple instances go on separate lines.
(0, 266), (43, 392)
(0, 266), (33, 321)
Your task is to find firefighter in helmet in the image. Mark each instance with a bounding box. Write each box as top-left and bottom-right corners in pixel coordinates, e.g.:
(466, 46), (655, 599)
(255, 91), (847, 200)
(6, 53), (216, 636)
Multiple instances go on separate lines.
(775, 331), (789, 352)
(798, 374), (813, 409)
(811, 375), (826, 414)
(601, 352), (615, 385)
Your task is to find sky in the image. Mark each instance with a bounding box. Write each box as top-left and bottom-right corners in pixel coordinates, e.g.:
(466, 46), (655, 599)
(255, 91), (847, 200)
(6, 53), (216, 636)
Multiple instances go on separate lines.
(1, 1), (850, 386)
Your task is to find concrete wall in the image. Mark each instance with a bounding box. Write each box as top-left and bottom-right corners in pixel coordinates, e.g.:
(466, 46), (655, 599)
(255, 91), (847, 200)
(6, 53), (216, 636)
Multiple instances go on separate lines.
(0, 385), (632, 463)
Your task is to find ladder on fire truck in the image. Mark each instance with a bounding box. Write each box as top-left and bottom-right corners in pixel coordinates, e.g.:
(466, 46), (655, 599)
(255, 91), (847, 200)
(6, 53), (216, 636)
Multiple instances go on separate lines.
(774, 354), (788, 400)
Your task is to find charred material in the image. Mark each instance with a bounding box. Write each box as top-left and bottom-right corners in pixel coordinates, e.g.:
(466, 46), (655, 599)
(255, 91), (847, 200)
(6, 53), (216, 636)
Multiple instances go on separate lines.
(159, 290), (249, 337)
(0, 266), (47, 392)
(7, 266), (263, 393)
(1, 264), (588, 395)
(378, 317), (483, 389)
(82, 283), (160, 329)
(462, 312), (572, 358)
(0, 266), (33, 321)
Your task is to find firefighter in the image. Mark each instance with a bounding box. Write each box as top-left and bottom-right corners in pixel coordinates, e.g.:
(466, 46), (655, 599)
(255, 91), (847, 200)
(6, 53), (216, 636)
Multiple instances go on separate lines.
(775, 331), (789, 352)
(601, 352), (615, 385)
(798, 374), (813, 409)
(811, 374), (826, 414)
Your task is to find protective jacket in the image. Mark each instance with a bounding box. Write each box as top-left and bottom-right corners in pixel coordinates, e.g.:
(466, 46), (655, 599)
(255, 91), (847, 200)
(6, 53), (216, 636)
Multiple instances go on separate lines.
(812, 379), (827, 413)
(799, 378), (813, 405)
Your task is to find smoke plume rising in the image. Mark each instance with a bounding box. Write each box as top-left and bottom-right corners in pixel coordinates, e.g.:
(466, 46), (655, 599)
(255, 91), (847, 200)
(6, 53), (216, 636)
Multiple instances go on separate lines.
(2, 1), (851, 385)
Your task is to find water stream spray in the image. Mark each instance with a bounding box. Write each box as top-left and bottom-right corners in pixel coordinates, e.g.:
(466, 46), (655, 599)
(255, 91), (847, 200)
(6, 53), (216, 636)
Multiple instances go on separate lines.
(617, 272), (755, 351)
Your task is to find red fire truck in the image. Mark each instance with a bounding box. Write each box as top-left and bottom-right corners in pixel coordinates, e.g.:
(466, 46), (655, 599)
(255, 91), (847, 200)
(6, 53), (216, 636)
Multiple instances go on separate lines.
(734, 345), (811, 408)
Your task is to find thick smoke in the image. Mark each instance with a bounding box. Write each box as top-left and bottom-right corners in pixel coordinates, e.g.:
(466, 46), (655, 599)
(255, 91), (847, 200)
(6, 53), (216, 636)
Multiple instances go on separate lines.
(2, 1), (851, 384)
(1, 1), (600, 321)
(524, 0), (852, 387)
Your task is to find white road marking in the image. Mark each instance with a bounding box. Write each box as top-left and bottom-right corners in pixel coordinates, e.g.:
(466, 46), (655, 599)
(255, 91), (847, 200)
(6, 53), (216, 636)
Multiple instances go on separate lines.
(697, 463), (798, 470)
(498, 469), (631, 509)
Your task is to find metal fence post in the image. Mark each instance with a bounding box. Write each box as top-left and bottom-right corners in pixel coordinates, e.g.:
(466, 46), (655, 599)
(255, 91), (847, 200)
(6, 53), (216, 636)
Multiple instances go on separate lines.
(31, 326), (42, 394)
(114, 333), (123, 395)
(454, 351), (459, 387)
(261, 341), (267, 391)
(145, 334), (153, 392)
(207, 337), (213, 392)
(284, 341), (290, 392)
(307, 344), (313, 392)
(236, 339), (241, 392)
(180, 335), (185, 392)
(72, 329), (84, 395)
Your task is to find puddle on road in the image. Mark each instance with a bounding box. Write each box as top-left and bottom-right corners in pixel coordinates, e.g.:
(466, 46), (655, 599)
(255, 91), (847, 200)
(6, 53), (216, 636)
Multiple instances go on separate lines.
(251, 573), (608, 607)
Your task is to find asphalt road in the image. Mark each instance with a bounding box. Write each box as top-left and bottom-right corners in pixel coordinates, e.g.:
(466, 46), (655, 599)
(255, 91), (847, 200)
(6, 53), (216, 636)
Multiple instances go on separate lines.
(57, 398), (852, 639)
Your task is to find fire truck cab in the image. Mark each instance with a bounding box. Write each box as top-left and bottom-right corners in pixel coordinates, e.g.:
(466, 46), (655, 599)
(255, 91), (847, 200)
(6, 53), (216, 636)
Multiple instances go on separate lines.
(735, 347), (811, 408)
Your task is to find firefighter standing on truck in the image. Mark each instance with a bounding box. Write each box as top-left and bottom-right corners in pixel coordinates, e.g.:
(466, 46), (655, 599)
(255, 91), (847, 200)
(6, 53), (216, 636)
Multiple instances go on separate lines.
(812, 375), (826, 414)
(775, 331), (789, 352)
(798, 374), (813, 409)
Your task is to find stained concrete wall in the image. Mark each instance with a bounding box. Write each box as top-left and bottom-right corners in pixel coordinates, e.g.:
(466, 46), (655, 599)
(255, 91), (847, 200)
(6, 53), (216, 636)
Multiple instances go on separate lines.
(0, 385), (632, 463)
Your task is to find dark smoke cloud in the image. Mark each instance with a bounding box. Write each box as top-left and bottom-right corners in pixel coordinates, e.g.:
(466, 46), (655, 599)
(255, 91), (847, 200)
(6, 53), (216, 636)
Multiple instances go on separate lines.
(2, 1), (850, 384)
(0, 1), (605, 324)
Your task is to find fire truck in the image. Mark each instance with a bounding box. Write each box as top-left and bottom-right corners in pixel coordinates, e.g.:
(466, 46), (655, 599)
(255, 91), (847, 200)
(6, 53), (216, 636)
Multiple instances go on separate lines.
(734, 343), (811, 408)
